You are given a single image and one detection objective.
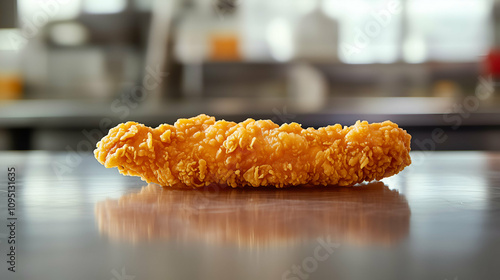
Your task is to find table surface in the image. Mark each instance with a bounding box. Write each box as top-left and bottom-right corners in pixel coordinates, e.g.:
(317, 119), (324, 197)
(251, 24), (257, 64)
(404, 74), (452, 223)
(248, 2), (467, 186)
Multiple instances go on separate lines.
(0, 151), (499, 280)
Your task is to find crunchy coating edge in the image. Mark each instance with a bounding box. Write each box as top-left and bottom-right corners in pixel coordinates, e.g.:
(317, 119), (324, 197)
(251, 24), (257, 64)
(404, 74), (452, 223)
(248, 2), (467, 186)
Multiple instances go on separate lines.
(94, 114), (412, 188)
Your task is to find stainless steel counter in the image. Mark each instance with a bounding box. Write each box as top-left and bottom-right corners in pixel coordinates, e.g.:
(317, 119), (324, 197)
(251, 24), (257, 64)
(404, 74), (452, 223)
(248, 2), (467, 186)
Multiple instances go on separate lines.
(2, 97), (500, 150)
(0, 151), (499, 279)
(2, 97), (500, 128)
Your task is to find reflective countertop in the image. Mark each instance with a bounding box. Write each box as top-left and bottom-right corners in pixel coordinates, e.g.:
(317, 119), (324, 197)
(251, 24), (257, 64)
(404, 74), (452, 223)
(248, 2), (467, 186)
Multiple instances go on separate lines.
(0, 151), (499, 279)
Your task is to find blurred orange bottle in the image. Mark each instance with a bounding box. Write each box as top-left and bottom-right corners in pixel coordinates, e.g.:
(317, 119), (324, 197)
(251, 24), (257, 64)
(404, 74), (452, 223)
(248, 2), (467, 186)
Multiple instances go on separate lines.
(0, 72), (22, 100)
(210, 32), (241, 61)
(208, 1), (241, 61)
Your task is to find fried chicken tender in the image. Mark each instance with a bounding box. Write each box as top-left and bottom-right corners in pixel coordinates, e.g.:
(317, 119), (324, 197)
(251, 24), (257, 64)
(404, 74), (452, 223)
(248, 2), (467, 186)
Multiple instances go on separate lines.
(94, 114), (411, 188)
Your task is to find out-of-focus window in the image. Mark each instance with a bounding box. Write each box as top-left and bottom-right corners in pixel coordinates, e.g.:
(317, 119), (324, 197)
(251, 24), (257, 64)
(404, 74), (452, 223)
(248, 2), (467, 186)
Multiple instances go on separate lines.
(323, 0), (402, 64)
(404, 0), (492, 63)
(83, 0), (127, 14)
(324, 0), (492, 64)
(173, 0), (495, 64)
(18, 0), (82, 21)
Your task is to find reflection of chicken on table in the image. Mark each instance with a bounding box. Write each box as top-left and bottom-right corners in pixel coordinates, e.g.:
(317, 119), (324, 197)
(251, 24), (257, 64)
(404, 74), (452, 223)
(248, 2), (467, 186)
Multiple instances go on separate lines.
(95, 114), (412, 188)
(95, 182), (411, 246)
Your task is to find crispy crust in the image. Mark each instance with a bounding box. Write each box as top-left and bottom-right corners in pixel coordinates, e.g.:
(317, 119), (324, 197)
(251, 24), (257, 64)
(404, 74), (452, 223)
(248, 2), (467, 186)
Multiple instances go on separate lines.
(94, 114), (411, 188)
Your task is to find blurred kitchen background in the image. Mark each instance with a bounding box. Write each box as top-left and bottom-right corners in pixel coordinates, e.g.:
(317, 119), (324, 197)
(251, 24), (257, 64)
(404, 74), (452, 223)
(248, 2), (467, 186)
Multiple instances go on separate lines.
(1, 0), (500, 151)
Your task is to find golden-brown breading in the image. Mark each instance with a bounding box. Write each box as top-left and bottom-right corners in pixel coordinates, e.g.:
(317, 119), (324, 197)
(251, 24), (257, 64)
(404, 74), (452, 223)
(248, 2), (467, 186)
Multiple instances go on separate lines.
(94, 114), (411, 188)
